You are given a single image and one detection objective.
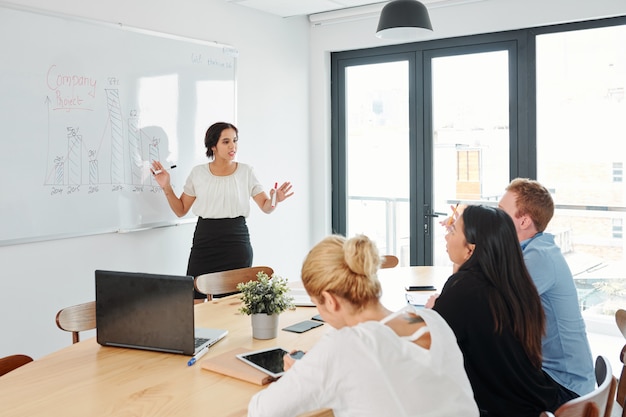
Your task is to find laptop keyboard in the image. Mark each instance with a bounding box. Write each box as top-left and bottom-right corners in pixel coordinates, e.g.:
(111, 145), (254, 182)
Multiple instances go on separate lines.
(194, 337), (209, 348)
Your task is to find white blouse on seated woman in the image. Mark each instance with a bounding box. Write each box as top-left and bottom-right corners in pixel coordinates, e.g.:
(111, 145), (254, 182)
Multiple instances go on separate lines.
(247, 307), (478, 417)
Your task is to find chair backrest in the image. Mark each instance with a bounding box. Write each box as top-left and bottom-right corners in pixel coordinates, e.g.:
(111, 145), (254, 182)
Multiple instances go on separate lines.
(540, 408), (599, 417)
(55, 301), (96, 344)
(615, 309), (626, 410)
(0, 354), (33, 377)
(541, 356), (616, 417)
(616, 309), (626, 339)
(194, 266), (274, 300)
(594, 355), (617, 417)
(381, 255), (399, 269)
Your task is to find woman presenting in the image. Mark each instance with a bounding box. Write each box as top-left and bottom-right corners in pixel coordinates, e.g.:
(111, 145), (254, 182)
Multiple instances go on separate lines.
(152, 122), (293, 299)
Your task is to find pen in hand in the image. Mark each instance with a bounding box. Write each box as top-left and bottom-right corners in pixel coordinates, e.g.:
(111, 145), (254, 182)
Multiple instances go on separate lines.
(271, 182), (278, 208)
(187, 346), (209, 366)
(447, 203), (459, 226)
(153, 165), (177, 175)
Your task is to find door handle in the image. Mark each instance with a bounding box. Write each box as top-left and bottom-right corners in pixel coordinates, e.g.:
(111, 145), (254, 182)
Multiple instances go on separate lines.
(424, 212), (446, 217)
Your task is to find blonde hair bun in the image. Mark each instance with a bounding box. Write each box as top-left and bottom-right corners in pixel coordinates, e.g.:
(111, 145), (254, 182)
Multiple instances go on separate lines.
(343, 234), (380, 277)
(301, 234), (382, 307)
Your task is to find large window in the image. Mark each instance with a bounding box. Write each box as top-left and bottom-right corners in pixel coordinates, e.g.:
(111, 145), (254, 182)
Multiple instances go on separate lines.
(332, 16), (626, 323)
(536, 24), (626, 321)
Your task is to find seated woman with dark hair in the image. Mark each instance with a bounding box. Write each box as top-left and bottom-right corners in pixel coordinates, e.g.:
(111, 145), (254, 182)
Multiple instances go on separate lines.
(247, 234), (478, 417)
(432, 205), (563, 417)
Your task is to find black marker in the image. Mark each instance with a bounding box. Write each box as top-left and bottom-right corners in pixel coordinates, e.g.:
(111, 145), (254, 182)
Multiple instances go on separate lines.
(153, 165), (177, 175)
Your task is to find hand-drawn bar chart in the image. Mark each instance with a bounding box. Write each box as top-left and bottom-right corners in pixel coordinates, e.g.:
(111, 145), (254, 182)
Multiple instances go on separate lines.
(0, 4), (237, 244)
(43, 68), (168, 191)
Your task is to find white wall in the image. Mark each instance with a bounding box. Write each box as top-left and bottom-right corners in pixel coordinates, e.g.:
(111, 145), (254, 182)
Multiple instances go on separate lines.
(0, 0), (310, 359)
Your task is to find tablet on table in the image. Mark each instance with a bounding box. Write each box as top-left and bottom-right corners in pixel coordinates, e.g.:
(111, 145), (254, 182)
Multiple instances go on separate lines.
(236, 347), (289, 379)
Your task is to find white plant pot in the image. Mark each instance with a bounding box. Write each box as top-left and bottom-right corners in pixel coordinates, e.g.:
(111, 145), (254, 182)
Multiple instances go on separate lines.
(251, 313), (279, 340)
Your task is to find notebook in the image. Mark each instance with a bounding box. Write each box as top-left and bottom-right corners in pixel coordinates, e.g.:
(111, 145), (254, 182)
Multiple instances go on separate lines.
(405, 290), (437, 308)
(95, 270), (228, 356)
(289, 287), (315, 307)
(201, 347), (276, 385)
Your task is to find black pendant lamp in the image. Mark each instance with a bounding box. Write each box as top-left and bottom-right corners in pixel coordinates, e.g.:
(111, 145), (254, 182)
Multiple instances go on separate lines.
(376, 0), (433, 40)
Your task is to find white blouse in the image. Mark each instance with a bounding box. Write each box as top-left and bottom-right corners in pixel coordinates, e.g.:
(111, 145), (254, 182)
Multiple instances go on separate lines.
(247, 307), (478, 417)
(183, 162), (264, 219)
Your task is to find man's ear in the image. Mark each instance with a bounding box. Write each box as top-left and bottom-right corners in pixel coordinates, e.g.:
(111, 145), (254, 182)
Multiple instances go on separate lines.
(518, 214), (534, 230)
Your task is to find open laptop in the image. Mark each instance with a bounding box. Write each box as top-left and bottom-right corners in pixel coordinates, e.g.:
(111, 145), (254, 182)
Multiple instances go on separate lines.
(95, 270), (228, 356)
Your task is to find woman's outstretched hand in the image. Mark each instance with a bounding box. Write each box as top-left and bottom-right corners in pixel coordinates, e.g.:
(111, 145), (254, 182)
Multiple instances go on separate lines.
(273, 181), (294, 203)
(151, 160), (171, 188)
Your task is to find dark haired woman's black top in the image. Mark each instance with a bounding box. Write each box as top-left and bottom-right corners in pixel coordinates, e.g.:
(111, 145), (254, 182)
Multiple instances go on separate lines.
(432, 269), (561, 417)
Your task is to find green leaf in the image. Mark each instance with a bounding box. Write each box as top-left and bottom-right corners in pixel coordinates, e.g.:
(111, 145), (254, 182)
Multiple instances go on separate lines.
(237, 271), (295, 315)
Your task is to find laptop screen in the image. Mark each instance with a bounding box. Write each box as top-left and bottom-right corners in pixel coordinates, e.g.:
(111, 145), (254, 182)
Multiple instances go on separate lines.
(95, 270), (197, 355)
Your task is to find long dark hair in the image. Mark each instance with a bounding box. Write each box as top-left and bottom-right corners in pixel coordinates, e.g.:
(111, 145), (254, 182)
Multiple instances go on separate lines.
(459, 205), (545, 368)
(204, 122), (238, 159)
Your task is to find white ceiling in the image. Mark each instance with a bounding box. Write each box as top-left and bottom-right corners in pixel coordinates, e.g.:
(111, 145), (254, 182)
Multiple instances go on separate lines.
(225, 0), (469, 18)
(225, 0), (385, 17)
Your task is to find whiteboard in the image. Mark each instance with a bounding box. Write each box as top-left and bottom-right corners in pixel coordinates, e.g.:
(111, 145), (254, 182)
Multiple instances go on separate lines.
(0, 4), (237, 245)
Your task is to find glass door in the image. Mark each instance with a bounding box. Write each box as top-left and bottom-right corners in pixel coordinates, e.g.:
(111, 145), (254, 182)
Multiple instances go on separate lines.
(428, 49), (511, 266)
(343, 60), (411, 265)
(333, 41), (517, 266)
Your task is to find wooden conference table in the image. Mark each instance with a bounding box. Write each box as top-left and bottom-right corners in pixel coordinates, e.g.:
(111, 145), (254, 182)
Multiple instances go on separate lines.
(0, 266), (451, 417)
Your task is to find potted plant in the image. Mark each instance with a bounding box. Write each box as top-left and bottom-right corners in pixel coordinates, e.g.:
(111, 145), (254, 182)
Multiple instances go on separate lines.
(237, 271), (294, 339)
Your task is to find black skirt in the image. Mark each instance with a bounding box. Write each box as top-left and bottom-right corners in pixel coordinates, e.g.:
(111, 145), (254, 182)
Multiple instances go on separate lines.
(186, 216), (253, 298)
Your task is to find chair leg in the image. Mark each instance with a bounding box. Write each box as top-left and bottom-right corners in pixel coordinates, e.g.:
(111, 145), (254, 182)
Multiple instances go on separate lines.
(194, 297), (209, 304)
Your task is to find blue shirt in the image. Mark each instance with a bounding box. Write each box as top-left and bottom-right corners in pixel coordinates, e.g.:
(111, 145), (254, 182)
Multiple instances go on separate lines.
(522, 232), (595, 396)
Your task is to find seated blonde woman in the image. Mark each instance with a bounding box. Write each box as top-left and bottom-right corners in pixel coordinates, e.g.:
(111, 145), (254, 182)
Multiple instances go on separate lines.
(247, 234), (478, 417)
